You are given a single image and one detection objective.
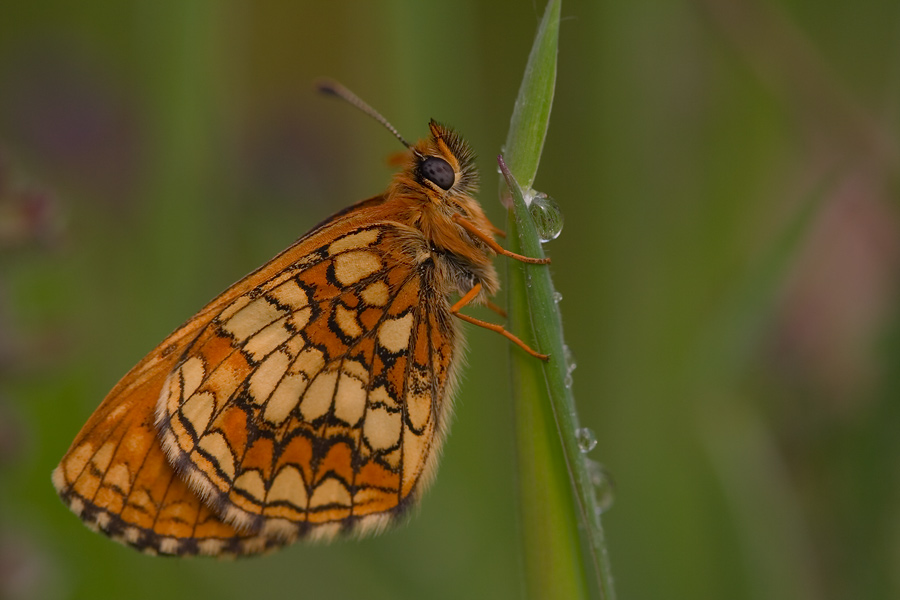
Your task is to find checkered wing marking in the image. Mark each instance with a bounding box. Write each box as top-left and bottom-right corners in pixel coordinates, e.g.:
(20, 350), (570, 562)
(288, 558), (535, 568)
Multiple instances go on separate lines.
(157, 223), (458, 540)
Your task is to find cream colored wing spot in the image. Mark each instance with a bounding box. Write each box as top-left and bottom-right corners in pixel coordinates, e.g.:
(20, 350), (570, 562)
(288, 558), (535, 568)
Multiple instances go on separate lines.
(406, 389), (432, 432)
(360, 280), (390, 307)
(162, 370), (183, 419)
(363, 405), (402, 450)
(268, 465), (308, 506)
(342, 358), (368, 381)
(123, 526), (141, 545)
(300, 370), (338, 421)
(292, 346), (326, 379)
(332, 371), (367, 426)
(180, 391), (215, 435)
(248, 350), (291, 405)
(233, 470), (267, 502)
(198, 539), (226, 556)
(309, 478), (351, 509)
(95, 512), (111, 530)
(178, 356), (206, 400)
(377, 313), (414, 354)
(68, 497), (85, 518)
(401, 422), (433, 494)
(243, 316), (292, 361)
(268, 278), (310, 311)
(158, 538), (180, 555)
(197, 432), (236, 479)
(328, 228), (380, 255)
(218, 294), (251, 322)
(221, 297), (286, 343)
(264, 372), (310, 425)
(289, 306), (313, 331)
(284, 333), (308, 357)
(333, 251), (382, 286)
(333, 305), (363, 339)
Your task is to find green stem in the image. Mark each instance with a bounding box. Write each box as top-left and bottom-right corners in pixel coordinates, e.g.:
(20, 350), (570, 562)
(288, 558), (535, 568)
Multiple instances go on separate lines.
(502, 1), (616, 598)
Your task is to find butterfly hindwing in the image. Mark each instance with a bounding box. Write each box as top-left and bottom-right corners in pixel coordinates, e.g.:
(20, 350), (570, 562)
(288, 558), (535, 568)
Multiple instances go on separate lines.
(156, 219), (458, 541)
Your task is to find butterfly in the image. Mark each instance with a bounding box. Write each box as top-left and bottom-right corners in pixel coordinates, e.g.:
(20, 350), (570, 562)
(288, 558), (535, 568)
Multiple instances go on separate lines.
(52, 81), (549, 557)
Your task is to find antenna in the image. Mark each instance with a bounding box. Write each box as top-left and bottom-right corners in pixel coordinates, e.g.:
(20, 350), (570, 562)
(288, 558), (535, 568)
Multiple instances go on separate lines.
(316, 79), (414, 150)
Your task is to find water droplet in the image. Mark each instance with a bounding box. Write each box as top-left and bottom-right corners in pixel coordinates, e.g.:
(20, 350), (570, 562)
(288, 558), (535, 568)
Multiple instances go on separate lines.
(564, 345), (576, 373)
(564, 371), (573, 389)
(528, 192), (563, 242)
(552, 291), (563, 303)
(585, 459), (615, 514)
(576, 427), (597, 453)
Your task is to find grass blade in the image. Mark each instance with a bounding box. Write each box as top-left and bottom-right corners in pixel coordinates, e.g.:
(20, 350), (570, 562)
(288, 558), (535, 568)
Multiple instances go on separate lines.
(501, 1), (616, 598)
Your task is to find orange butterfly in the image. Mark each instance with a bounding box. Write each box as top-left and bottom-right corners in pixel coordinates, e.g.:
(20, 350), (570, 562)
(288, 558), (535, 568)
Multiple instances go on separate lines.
(53, 81), (548, 557)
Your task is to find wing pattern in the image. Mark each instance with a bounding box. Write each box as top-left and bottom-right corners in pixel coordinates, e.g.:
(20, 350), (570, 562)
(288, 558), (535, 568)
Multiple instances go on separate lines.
(158, 224), (456, 540)
(54, 219), (459, 555)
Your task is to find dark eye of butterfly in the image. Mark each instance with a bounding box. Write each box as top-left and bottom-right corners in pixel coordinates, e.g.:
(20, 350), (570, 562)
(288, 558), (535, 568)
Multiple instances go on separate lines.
(419, 156), (455, 190)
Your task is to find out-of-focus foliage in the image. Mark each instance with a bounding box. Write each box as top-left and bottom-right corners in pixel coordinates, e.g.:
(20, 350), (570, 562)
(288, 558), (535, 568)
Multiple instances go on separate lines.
(1, 2), (898, 599)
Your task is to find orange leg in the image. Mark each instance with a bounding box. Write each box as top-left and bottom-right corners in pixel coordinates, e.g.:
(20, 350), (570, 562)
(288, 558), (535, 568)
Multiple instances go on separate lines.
(453, 214), (550, 265)
(451, 283), (549, 361)
(486, 300), (507, 318)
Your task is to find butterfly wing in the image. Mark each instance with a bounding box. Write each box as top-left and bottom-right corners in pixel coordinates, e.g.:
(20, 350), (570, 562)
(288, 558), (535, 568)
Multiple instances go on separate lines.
(51, 307), (282, 556)
(157, 217), (459, 541)
(55, 199), (461, 554)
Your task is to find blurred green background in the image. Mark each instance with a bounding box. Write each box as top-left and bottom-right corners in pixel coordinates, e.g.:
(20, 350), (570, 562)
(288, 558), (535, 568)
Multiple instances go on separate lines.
(2, 1), (899, 599)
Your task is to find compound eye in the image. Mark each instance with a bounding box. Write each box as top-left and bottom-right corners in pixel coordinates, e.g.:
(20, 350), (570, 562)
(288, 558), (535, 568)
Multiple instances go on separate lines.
(420, 156), (455, 190)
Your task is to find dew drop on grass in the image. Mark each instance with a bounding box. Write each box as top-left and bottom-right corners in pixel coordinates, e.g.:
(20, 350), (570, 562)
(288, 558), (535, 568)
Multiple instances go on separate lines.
(576, 427), (597, 453)
(528, 192), (563, 242)
(585, 458), (615, 515)
(564, 345), (576, 373)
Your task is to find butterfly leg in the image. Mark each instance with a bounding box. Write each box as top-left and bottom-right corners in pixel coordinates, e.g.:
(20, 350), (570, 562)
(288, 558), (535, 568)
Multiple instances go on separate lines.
(452, 214), (550, 265)
(451, 283), (549, 360)
(486, 300), (507, 318)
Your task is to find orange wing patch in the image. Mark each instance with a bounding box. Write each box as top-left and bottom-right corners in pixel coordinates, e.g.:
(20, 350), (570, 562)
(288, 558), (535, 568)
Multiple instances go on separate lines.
(156, 224), (456, 541)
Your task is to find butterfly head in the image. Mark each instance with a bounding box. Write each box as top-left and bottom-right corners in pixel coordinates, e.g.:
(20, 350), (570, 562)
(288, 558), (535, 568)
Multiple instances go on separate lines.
(408, 121), (478, 198)
(388, 121), (499, 289)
